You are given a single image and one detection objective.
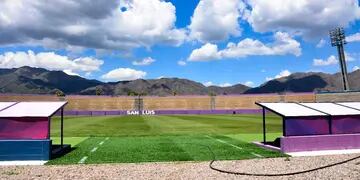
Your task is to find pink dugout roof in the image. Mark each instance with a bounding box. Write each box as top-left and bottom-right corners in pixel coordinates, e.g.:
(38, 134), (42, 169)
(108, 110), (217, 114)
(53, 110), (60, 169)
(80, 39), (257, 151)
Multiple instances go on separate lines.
(0, 102), (67, 117)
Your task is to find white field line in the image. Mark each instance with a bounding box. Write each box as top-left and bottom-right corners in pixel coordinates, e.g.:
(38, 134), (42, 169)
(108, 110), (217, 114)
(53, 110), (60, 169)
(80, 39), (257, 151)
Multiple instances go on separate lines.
(90, 147), (98, 153)
(251, 152), (264, 158)
(78, 156), (88, 164)
(205, 135), (242, 150)
(79, 138), (108, 164)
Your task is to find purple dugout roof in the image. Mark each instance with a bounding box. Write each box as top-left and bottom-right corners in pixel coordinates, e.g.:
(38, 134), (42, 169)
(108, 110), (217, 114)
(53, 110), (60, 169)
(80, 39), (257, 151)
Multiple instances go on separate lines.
(0, 102), (67, 117)
(257, 102), (360, 117)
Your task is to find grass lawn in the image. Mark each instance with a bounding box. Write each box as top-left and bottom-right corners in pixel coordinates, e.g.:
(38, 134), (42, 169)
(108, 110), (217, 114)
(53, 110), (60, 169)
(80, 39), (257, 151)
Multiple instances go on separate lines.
(48, 114), (285, 165)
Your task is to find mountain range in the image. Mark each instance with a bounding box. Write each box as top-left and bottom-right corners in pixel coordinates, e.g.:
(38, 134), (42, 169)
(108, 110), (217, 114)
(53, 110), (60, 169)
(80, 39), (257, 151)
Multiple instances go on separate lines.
(0, 66), (359, 96)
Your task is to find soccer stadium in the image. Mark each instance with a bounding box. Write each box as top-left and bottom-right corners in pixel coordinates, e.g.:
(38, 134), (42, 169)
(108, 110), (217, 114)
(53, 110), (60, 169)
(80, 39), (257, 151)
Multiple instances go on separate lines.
(0, 1), (360, 179)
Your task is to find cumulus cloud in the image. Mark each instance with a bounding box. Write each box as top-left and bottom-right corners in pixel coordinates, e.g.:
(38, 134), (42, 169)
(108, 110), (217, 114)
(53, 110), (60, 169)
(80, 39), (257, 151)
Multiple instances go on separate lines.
(246, 0), (360, 39)
(316, 39), (326, 48)
(63, 69), (80, 76)
(188, 43), (221, 61)
(132, 57), (155, 66)
(347, 32), (360, 42)
(244, 81), (255, 87)
(203, 81), (232, 87)
(203, 81), (214, 87)
(177, 60), (187, 66)
(0, 0), (186, 52)
(188, 32), (301, 61)
(101, 68), (146, 81)
(353, 66), (360, 71)
(0, 50), (103, 74)
(313, 53), (355, 66)
(189, 0), (246, 42)
(313, 55), (338, 66)
(266, 70), (291, 81)
(219, 83), (232, 87)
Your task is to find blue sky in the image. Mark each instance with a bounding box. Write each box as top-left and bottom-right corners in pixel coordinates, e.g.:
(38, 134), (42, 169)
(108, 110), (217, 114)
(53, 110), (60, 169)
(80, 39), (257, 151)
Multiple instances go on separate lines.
(0, 0), (360, 87)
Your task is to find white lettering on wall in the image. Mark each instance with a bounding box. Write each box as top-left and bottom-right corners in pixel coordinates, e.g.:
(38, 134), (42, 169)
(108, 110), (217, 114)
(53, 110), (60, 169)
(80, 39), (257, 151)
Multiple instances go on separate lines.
(126, 110), (155, 115)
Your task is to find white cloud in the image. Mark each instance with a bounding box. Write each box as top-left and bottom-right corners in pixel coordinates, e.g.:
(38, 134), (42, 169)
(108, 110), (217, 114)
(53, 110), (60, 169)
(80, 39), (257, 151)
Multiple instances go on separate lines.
(188, 43), (221, 61)
(347, 32), (360, 42)
(313, 55), (338, 66)
(353, 66), (360, 71)
(316, 39), (326, 48)
(203, 81), (232, 87)
(0, 50), (103, 74)
(219, 83), (232, 87)
(188, 32), (301, 61)
(313, 53), (355, 66)
(266, 70), (291, 81)
(346, 53), (356, 61)
(177, 60), (187, 66)
(275, 70), (291, 78)
(0, 0), (186, 52)
(132, 57), (155, 66)
(203, 81), (214, 87)
(244, 81), (255, 87)
(189, 0), (245, 42)
(101, 68), (146, 81)
(63, 70), (80, 77)
(246, 0), (360, 39)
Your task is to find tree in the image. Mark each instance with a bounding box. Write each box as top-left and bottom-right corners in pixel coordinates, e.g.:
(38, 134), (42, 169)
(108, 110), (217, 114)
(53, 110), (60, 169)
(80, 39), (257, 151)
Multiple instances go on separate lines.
(95, 87), (103, 96)
(55, 89), (65, 97)
(208, 92), (216, 97)
(128, 91), (137, 96)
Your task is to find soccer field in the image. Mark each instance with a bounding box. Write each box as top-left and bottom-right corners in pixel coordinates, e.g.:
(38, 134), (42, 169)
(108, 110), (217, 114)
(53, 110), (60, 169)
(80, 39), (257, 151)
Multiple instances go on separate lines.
(48, 114), (285, 165)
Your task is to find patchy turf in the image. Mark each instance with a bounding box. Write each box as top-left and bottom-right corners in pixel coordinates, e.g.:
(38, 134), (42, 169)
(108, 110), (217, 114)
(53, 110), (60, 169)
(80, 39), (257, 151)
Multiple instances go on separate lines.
(48, 114), (285, 165)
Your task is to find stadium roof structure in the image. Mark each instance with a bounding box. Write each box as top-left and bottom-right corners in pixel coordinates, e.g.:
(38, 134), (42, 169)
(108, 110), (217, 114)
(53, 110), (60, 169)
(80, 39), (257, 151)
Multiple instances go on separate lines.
(0, 102), (16, 111)
(299, 103), (360, 116)
(0, 101), (69, 161)
(256, 102), (360, 145)
(0, 102), (67, 117)
(256, 102), (360, 117)
(337, 102), (360, 111)
(256, 103), (327, 117)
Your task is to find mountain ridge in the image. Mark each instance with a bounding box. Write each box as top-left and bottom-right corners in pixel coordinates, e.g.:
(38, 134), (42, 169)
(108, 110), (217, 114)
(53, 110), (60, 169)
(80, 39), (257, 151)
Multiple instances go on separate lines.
(0, 66), (359, 96)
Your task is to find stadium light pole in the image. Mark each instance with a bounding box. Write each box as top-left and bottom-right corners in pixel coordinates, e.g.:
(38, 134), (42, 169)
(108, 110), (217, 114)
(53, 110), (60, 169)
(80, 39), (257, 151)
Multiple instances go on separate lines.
(329, 27), (350, 91)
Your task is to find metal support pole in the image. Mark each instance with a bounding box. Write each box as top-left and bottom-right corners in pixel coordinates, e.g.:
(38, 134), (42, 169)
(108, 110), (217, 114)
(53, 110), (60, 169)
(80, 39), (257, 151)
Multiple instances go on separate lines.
(328, 116), (332, 135)
(262, 108), (266, 143)
(61, 108), (64, 148)
(330, 27), (350, 91)
(283, 117), (286, 137)
(337, 45), (350, 91)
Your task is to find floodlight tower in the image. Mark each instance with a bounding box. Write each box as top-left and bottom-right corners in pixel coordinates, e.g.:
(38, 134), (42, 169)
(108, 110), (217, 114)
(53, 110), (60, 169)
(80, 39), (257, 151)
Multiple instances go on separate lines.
(329, 27), (350, 91)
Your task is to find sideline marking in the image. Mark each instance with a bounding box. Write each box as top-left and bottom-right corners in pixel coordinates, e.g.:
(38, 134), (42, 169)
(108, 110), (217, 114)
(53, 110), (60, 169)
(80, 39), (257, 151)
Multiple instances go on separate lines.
(205, 135), (243, 150)
(90, 147), (98, 153)
(99, 141), (105, 145)
(78, 156), (88, 164)
(105, 137), (109, 141)
(251, 152), (263, 158)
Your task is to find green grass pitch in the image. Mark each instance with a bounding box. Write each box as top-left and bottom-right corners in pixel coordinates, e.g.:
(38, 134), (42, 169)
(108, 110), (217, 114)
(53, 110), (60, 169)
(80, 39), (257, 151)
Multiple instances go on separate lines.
(48, 114), (285, 165)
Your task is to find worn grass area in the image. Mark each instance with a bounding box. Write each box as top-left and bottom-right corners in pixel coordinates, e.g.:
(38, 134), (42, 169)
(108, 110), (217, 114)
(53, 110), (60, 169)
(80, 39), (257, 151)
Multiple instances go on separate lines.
(48, 114), (284, 165)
